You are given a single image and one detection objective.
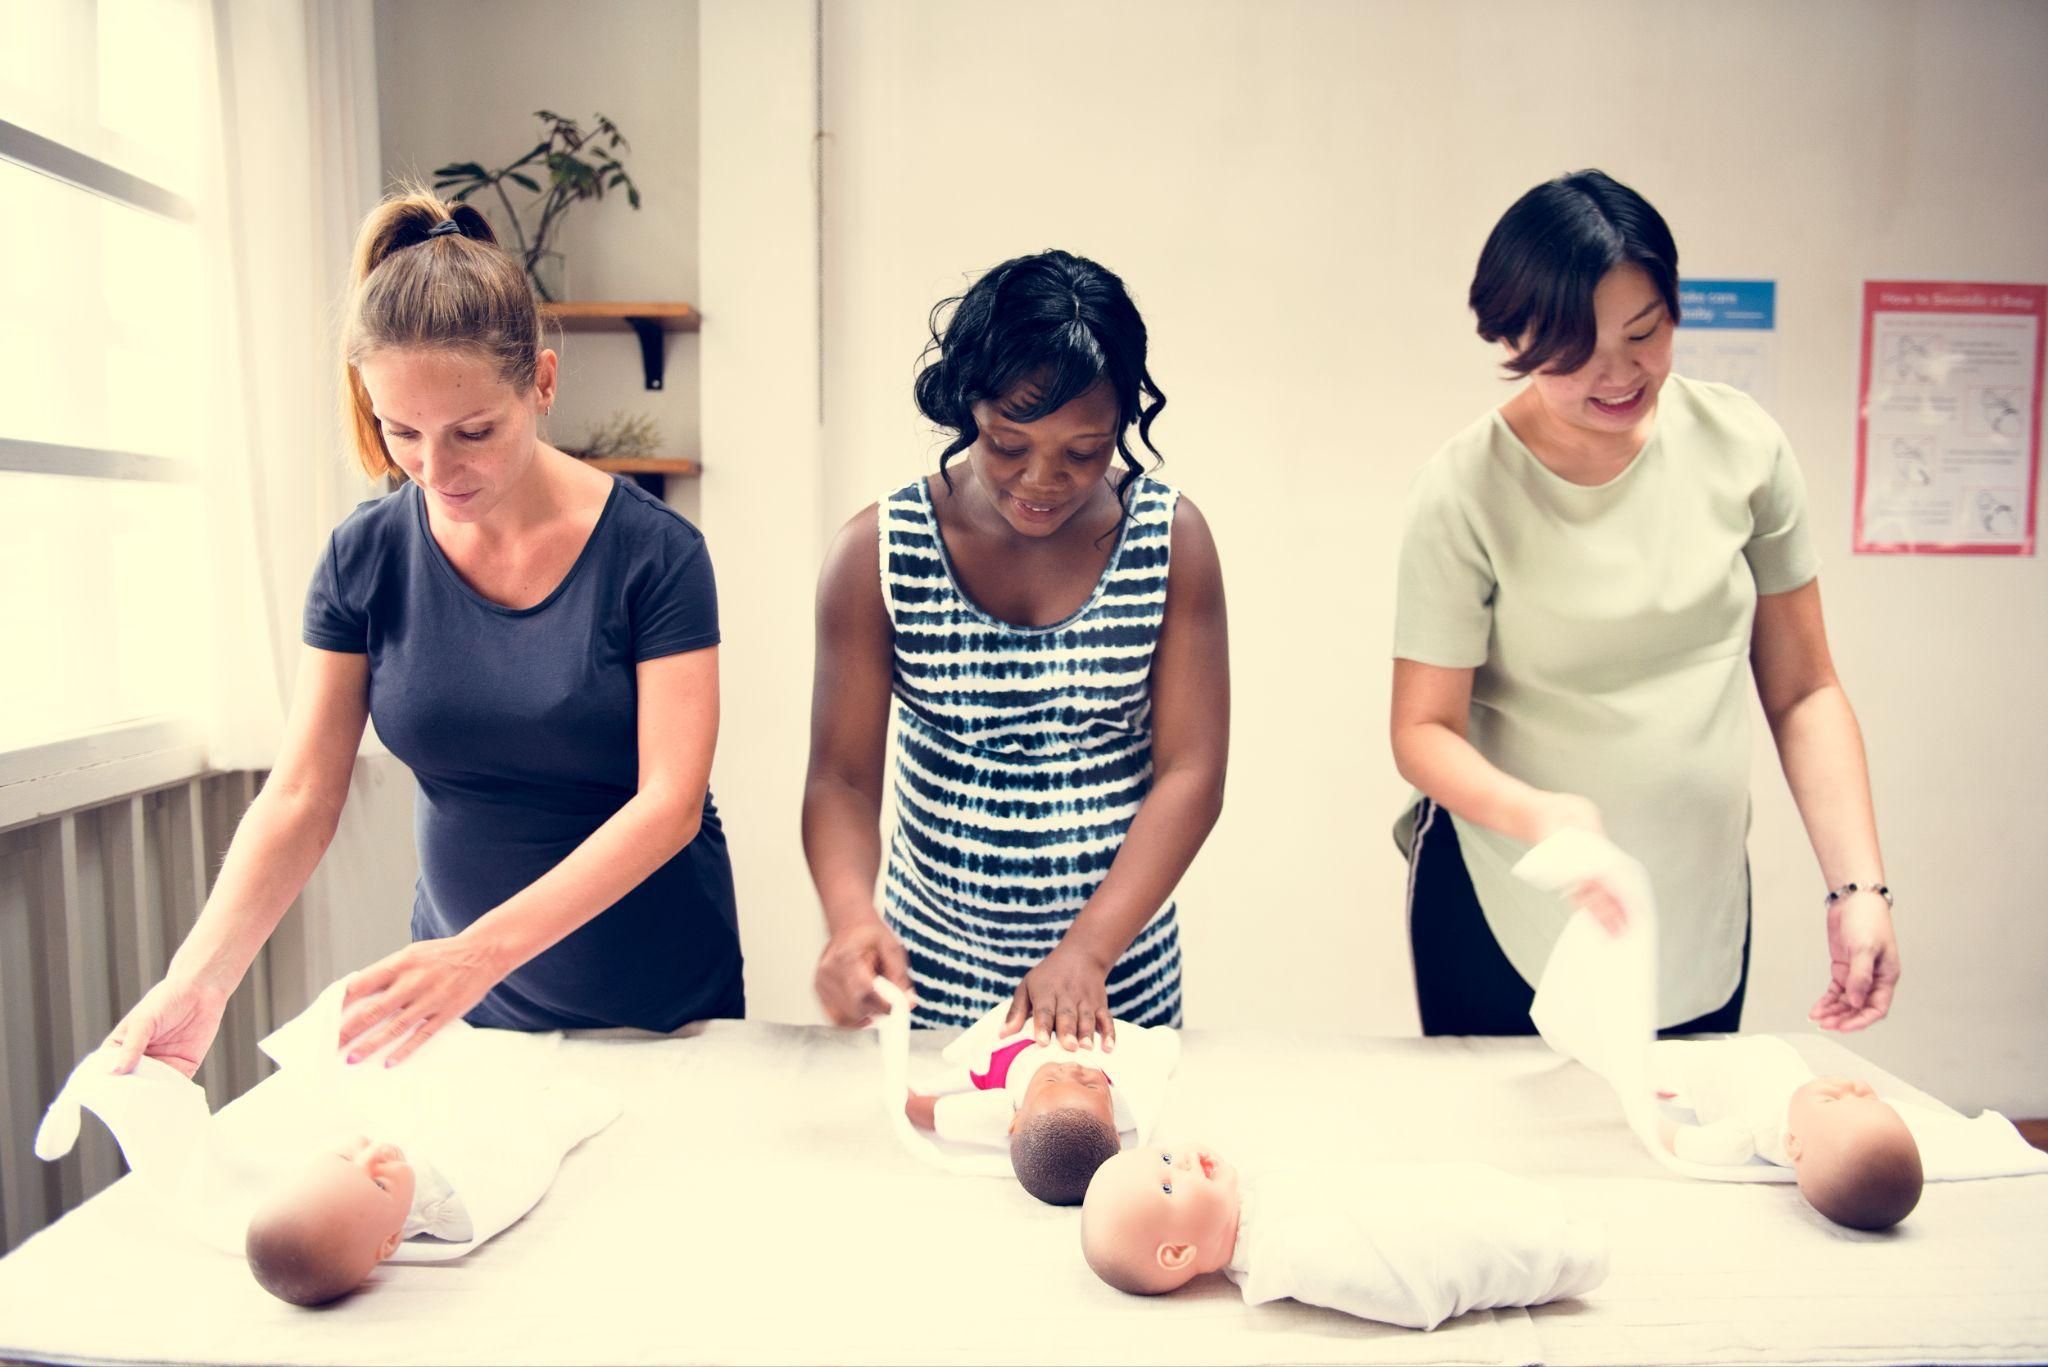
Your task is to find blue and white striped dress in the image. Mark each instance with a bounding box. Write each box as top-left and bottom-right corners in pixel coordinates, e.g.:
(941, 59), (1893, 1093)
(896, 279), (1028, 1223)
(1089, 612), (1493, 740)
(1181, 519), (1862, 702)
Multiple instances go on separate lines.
(878, 474), (1185, 1030)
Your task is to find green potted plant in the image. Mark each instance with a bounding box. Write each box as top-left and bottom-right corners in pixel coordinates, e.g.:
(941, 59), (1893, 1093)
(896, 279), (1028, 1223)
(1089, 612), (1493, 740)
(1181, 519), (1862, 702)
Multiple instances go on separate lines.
(433, 110), (643, 303)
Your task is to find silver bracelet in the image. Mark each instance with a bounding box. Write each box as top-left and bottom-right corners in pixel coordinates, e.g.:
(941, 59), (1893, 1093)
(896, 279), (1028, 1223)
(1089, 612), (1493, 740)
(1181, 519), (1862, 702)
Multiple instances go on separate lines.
(1824, 881), (1893, 910)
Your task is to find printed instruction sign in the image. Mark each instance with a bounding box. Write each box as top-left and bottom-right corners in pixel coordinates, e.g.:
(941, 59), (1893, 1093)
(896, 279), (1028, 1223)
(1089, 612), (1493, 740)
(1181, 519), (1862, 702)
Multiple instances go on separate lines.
(1674, 279), (1777, 412)
(1855, 281), (2043, 555)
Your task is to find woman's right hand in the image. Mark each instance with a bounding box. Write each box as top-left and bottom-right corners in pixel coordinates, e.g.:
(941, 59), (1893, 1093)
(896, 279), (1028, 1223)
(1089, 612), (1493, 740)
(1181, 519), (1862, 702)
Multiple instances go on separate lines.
(104, 976), (232, 1078)
(1522, 791), (1629, 935)
(813, 911), (913, 1028)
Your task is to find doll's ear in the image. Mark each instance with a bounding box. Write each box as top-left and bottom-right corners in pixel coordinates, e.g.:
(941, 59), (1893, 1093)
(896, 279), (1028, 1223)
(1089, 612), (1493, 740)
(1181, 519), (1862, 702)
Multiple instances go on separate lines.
(1157, 1242), (1195, 1272)
(1783, 1130), (1802, 1162)
(377, 1226), (405, 1261)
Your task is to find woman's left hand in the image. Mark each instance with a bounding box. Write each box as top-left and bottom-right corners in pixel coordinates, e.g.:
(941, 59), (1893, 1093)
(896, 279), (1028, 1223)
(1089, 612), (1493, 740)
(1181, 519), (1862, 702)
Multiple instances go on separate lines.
(1809, 891), (1899, 1033)
(1003, 943), (1115, 1051)
(337, 933), (506, 1066)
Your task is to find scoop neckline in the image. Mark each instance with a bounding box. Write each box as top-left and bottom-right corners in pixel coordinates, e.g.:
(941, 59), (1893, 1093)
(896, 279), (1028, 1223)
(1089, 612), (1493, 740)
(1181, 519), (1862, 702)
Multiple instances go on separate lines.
(1491, 406), (1663, 493)
(915, 474), (1141, 635)
(411, 476), (623, 616)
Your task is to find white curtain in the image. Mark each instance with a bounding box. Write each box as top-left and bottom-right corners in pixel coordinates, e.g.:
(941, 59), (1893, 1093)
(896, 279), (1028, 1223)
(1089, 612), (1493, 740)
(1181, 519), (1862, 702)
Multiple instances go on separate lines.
(197, 0), (418, 1010)
(198, 0), (382, 768)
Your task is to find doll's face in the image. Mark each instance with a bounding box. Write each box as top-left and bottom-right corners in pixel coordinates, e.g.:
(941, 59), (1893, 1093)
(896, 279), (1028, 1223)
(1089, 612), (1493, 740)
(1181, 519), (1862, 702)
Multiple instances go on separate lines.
(245, 1134), (416, 1303)
(1786, 1076), (1889, 1147)
(1080, 1142), (1241, 1294)
(1009, 1061), (1115, 1133)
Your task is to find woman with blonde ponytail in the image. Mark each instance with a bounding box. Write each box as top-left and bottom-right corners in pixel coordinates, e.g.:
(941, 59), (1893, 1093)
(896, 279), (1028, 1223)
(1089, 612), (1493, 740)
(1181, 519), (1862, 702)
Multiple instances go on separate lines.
(104, 191), (741, 1074)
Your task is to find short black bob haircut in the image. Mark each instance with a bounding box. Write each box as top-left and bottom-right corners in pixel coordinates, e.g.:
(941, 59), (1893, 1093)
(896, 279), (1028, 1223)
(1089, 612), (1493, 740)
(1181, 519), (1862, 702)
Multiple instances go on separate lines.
(1469, 169), (1680, 378)
(913, 249), (1166, 516)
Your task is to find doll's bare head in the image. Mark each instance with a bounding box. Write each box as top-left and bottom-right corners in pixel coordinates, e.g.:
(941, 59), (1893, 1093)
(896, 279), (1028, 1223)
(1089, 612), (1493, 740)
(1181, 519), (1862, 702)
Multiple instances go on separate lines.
(1006, 1062), (1121, 1206)
(1786, 1077), (1923, 1231)
(1080, 1142), (1242, 1294)
(245, 1134), (416, 1305)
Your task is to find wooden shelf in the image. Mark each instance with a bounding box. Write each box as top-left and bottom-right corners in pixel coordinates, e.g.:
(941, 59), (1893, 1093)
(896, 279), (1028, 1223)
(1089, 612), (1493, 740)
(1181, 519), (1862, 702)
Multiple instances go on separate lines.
(540, 302), (700, 390)
(581, 456), (700, 477)
(541, 302), (701, 333)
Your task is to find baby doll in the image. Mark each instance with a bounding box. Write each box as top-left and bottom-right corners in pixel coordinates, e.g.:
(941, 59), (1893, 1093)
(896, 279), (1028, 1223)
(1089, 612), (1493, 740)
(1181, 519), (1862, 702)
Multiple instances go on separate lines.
(37, 980), (617, 1305)
(1080, 1143), (1608, 1329)
(1652, 1035), (1922, 1230)
(901, 992), (1180, 1205)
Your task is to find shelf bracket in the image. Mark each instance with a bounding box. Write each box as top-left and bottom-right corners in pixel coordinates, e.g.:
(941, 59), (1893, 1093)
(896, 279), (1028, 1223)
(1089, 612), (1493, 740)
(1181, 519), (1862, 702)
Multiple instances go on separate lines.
(626, 316), (667, 390)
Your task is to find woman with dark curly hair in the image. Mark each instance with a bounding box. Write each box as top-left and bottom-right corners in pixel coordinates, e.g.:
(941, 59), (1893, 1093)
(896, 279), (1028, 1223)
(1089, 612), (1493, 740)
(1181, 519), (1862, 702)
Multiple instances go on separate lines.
(804, 250), (1229, 1047)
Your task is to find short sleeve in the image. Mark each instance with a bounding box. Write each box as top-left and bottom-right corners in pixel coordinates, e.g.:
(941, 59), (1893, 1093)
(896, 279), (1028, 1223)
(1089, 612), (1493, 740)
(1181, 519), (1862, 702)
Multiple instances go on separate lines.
(302, 529), (368, 653)
(1392, 461), (1494, 668)
(1744, 434), (1821, 595)
(633, 525), (721, 661)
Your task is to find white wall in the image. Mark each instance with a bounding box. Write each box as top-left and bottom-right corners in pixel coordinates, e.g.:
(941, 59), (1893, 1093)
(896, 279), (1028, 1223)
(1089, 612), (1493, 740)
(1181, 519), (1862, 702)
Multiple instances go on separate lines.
(742, 0), (2047, 1112)
(367, 1), (2048, 1117)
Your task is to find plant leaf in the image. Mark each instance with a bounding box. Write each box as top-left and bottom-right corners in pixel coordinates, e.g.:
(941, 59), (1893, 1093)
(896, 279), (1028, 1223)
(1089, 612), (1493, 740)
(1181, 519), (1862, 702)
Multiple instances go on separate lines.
(627, 186), (641, 210)
(433, 161), (486, 178)
(507, 172), (540, 192)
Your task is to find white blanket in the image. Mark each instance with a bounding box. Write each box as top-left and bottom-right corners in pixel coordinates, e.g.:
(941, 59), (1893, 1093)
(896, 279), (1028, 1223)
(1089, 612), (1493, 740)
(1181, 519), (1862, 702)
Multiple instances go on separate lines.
(34, 981), (621, 1261)
(1224, 1162), (1608, 1330)
(1517, 830), (2048, 1184)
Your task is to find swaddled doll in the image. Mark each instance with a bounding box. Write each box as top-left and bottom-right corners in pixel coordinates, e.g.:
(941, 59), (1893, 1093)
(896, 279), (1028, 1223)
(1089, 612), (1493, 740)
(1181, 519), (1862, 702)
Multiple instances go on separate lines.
(37, 980), (617, 1305)
(1652, 1035), (1922, 1230)
(903, 996), (1180, 1205)
(1080, 1142), (1607, 1329)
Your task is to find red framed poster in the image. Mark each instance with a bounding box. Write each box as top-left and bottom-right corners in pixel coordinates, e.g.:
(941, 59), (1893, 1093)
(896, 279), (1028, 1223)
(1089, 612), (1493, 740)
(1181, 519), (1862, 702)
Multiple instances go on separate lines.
(1854, 281), (2043, 555)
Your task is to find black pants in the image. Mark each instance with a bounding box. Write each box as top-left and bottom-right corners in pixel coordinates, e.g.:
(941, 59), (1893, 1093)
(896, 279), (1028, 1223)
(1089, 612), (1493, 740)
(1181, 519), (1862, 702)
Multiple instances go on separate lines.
(1406, 800), (1750, 1037)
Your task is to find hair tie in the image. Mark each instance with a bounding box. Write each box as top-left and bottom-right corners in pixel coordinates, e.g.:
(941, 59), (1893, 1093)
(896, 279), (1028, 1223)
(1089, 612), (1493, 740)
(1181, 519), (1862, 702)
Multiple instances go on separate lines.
(425, 219), (463, 240)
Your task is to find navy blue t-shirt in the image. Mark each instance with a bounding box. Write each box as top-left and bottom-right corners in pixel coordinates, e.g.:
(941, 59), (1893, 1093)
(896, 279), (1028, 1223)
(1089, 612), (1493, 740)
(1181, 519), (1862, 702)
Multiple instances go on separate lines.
(302, 477), (742, 1032)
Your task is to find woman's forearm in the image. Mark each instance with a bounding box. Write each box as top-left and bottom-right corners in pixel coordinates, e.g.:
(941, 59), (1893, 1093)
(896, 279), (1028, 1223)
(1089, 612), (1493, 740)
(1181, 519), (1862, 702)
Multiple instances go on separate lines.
(1393, 720), (1553, 845)
(459, 787), (705, 975)
(1768, 682), (1885, 887)
(801, 774), (886, 934)
(166, 782), (347, 993)
(1061, 764), (1224, 967)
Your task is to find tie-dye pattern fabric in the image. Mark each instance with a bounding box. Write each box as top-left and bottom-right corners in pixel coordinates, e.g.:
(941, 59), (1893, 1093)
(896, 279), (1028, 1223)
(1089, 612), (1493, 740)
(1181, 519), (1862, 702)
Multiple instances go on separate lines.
(877, 474), (1184, 1030)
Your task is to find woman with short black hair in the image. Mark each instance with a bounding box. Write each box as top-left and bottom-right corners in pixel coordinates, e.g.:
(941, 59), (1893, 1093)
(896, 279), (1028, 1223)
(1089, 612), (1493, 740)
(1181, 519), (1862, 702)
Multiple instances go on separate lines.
(1391, 170), (1898, 1038)
(804, 250), (1229, 1047)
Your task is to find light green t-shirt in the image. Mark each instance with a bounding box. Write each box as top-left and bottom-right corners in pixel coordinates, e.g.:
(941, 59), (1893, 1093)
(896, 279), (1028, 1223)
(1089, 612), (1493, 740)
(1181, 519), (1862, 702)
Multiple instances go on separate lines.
(1393, 375), (1820, 1026)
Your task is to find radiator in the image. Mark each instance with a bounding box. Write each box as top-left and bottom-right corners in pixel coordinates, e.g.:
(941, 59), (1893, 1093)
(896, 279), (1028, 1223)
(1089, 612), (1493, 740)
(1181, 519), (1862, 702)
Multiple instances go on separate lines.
(0, 772), (293, 1253)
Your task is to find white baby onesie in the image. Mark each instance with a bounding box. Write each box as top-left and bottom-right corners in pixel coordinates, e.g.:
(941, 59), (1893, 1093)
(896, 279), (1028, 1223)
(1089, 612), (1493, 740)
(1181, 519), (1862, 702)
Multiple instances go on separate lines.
(1652, 1036), (1815, 1166)
(928, 1000), (1180, 1149)
(1222, 1162), (1608, 1331)
(400, 1159), (471, 1243)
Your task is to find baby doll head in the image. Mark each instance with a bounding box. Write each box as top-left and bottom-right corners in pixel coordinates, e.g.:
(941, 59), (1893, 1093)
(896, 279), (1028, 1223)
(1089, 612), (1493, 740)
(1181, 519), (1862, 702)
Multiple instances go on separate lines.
(1080, 1142), (1241, 1294)
(1007, 1061), (1122, 1205)
(1785, 1076), (1923, 1231)
(245, 1134), (416, 1305)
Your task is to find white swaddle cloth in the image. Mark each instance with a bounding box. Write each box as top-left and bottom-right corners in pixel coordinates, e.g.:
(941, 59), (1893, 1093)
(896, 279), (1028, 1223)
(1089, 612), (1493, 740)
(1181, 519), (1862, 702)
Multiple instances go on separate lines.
(35, 980), (621, 1261)
(1517, 830), (2048, 1183)
(870, 977), (1010, 1176)
(1223, 1162), (1608, 1330)
(868, 977), (1180, 1175)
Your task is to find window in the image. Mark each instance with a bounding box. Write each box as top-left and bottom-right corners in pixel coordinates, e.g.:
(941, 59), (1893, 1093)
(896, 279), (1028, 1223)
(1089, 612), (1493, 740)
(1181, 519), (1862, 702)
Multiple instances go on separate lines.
(0, 0), (212, 805)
